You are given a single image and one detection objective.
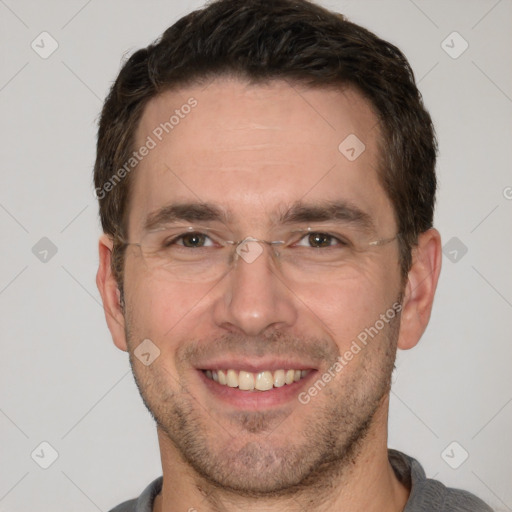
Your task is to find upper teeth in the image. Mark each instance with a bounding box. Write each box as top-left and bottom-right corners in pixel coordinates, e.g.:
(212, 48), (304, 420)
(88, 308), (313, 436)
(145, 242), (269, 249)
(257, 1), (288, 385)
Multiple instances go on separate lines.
(204, 369), (309, 391)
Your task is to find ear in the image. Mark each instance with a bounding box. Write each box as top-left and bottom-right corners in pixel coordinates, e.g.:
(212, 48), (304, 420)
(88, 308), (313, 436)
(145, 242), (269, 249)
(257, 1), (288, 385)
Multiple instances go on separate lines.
(96, 234), (128, 352)
(397, 228), (442, 350)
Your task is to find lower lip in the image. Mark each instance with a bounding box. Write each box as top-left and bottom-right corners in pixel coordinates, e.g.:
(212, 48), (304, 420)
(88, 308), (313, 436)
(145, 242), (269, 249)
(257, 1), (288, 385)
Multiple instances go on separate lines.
(197, 370), (317, 410)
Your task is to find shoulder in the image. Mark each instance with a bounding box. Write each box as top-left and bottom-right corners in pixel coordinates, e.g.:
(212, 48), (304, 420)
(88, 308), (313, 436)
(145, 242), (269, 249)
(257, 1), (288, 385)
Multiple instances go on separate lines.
(108, 498), (137, 512)
(441, 483), (494, 511)
(388, 449), (494, 512)
(107, 476), (163, 512)
(414, 477), (494, 511)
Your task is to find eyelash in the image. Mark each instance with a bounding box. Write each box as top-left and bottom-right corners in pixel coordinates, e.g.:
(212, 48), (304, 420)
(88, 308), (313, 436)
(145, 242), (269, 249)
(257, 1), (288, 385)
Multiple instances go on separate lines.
(163, 231), (350, 249)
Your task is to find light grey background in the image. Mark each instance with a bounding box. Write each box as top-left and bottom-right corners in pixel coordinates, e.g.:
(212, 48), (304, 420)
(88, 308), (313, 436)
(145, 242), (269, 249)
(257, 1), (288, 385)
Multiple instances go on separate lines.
(1, 0), (511, 510)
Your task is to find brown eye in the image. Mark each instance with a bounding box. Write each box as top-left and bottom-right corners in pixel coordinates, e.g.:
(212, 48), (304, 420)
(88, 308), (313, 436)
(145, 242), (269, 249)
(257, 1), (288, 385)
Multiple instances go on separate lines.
(180, 233), (208, 248)
(308, 233), (334, 248)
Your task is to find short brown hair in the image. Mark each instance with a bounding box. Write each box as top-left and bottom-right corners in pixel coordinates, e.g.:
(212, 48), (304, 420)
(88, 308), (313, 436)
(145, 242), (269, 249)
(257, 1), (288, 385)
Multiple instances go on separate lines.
(94, 0), (437, 287)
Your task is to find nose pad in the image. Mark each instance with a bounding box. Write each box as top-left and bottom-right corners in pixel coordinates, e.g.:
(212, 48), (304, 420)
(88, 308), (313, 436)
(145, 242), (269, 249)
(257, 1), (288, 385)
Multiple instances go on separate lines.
(235, 237), (265, 264)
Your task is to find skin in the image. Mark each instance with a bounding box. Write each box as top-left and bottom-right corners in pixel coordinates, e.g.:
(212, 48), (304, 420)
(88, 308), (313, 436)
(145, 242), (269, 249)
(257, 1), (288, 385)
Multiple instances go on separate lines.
(97, 77), (442, 512)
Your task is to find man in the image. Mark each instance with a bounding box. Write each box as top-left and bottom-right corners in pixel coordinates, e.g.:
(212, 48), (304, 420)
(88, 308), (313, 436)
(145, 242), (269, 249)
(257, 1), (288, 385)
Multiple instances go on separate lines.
(94, 0), (493, 510)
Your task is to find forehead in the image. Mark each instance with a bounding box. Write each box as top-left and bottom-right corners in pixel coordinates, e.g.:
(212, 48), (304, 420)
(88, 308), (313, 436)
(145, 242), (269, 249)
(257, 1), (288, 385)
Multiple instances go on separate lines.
(129, 77), (393, 235)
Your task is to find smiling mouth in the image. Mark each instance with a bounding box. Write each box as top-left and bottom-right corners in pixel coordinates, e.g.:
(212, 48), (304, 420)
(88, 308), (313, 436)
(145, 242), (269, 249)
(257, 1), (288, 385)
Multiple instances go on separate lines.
(202, 369), (311, 391)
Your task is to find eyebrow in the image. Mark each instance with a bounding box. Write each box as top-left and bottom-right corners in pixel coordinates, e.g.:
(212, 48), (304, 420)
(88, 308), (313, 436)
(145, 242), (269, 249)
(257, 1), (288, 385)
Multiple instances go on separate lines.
(278, 200), (375, 232)
(144, 202), (230, 231)
(143, 200), (375, 233)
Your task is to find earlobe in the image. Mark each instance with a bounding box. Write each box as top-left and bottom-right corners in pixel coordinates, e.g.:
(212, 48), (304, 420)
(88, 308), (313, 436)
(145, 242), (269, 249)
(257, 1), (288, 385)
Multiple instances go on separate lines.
(96, 234), (128, 352)
(397, 229), (442, 350)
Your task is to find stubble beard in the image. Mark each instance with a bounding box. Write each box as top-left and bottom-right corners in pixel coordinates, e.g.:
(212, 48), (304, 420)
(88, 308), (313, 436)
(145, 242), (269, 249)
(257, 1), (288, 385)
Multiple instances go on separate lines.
(126, 314), (400, 498)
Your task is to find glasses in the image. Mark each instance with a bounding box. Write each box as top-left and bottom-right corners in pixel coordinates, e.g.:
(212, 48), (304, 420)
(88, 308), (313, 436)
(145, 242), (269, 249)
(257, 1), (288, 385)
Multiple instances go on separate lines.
(118, 224), (398, 283)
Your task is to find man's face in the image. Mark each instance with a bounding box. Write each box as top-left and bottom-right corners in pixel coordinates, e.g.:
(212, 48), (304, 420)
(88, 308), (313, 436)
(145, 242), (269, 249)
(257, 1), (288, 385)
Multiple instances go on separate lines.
(121, 78), (403, 494)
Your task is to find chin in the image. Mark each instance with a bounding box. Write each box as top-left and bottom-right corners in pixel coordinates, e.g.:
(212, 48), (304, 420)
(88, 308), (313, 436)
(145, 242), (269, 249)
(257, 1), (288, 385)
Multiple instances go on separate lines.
(184, 440), (317, 496)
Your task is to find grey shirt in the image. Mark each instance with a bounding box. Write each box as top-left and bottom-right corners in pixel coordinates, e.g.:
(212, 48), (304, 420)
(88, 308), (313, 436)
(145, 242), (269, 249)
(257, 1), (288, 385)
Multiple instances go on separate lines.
(109, 449), (493, 511)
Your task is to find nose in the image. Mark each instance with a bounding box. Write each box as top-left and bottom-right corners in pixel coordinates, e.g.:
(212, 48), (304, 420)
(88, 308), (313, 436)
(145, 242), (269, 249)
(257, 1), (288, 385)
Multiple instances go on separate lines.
(212, 240), (298, 336)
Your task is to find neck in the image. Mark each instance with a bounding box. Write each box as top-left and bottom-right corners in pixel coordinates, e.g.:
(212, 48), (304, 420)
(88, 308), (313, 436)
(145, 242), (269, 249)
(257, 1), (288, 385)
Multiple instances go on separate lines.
(153, 397), (409, 512)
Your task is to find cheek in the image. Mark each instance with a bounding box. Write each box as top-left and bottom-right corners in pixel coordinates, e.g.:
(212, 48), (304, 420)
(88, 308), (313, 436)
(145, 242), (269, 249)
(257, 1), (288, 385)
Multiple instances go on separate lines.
(298, 258), (401, 346)
(123, 263), (213, 348)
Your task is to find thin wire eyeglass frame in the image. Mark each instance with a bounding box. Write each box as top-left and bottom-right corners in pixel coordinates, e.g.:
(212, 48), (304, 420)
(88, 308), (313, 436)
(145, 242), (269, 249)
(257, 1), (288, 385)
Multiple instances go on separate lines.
(115, 225), (400, 273)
